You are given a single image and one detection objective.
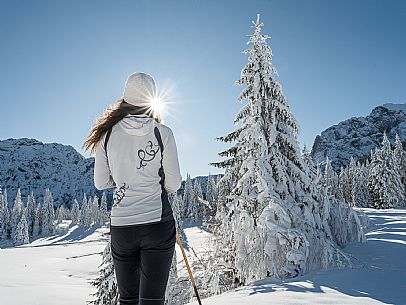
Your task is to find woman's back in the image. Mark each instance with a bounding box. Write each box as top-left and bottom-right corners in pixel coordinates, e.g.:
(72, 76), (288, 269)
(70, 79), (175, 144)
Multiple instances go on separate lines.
(94, 113), (182, 226)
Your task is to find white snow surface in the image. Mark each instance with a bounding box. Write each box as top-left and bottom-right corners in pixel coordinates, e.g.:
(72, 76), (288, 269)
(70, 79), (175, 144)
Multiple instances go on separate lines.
(0, 209), (405, 305)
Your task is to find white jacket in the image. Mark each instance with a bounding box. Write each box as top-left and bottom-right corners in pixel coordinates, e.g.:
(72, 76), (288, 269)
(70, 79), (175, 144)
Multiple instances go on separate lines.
(94, 114), (182, 226)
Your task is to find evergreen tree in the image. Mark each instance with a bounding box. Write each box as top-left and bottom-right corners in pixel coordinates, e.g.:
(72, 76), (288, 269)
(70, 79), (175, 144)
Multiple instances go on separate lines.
(41, 188), (55, 236)
(0, 187), (7, 241)
(3, 188), (12, 239)
(26, 191), (37, 238)
(71, 198), (81, 226)
(87, 235), (118, 305)
(368, 132), (405, 209)
(80, 193), (92, 227)
(339, 157), (356, 205)
(56, 205), (67, 224)
(193, 179), (204, 220)
(393, 133), (406, 207)
(301, 144), (317, 178)
(11, 188), (24, 239)
(183, 174), (197, 219)
(204, 173), (218, 221)
(13, 209), (29, 246)
(91, 195), (99, 225)
(32, 205), (41, 238)
(323, 157), (343, 200)
(98, 192), (109, 227)
(352, 161), (371, 208)
(210, 15), (364, 285)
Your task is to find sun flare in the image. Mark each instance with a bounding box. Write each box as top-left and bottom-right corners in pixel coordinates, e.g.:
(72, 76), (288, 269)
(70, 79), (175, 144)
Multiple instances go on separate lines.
(149, 97), (165, 115)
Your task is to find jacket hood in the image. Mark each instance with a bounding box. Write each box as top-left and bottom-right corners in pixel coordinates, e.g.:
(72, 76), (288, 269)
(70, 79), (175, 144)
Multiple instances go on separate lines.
(117, 115), (155, 136)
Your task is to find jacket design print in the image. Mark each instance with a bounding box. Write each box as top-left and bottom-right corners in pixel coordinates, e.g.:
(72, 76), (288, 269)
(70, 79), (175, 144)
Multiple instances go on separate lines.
(93, 115), (182, 226)
(137, 140), (160, 170)
(113, 182), (129, 207)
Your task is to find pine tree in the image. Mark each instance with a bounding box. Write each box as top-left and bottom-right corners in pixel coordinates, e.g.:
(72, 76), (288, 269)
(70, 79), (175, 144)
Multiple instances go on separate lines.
(26, 191), (37, 238)
(13, 210), (29, 246)
(323, 157), (343, 200)
(11, 188), (24, 240)
(393, 133), (406, 207)
(3, 188), (12, 239)
(339, 157), (356, 205)
(210, 15), (364, 285)
(0, 187), (7, 241)
(193, 179), (204, 220)
(80, 194), (92, 228)
(368, 132), (405, 209)
(32, 205), (41, 238)
(301, 144), (317, 177)
(351, 161), (371, 208)
(87, 236), (118, 305)
(56, 205), (67, 224)
(183, 174), (196, 219)
(98, 192), (109, 227)
(71, 198), (81, 226)
(41, 188), (55, 236)
(204, 173), (218, 222)
(91, 195), (99, 226)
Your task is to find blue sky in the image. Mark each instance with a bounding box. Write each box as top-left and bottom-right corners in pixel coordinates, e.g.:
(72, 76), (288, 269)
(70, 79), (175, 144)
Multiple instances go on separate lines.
(1, 0), (405, 179)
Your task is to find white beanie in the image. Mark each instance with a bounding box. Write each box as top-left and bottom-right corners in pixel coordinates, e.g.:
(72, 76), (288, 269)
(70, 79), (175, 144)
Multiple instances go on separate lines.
(122, 72), (157, 107)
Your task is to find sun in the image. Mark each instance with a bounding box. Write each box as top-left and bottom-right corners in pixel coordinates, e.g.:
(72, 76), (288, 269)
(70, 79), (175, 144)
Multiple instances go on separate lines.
(149, 96), (165, 115)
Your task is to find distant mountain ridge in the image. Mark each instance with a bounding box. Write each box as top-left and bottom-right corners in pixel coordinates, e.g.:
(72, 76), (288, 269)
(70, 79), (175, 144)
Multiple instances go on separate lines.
(0, 137), (105, 209)
(0, 137), (221, 209)
(311, 103), (406, 172)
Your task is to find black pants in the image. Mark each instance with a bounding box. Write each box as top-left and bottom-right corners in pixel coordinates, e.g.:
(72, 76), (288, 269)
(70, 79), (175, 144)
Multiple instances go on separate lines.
(110, 218), (176, 305)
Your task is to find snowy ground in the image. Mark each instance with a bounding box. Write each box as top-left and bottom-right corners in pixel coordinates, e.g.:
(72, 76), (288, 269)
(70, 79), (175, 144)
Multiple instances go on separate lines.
(0, 209), (405, 305)
(187, 208), (406, 305)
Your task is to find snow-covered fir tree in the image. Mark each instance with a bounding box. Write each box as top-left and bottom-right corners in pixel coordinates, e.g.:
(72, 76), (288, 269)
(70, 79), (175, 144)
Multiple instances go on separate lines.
(210, 15), (364, 285)
(368, 132), (405, 209)
(339, 157), (356, 205)
(301, 144), (317, 177)
(26, 191), (37, 238)
(351, 160), (371, 208)
(32, 204), (41, 238)
(91, 195), (99, 225)
(56, 205), (68, 224)
(206, 173), (218, 205)
(0, 187), (8, 241)
(323, 157), (343, 200)
(203, 173), (218, 224)
(11, 188), (24, 239)
(98, 192), (109, 227)
(87, 235), (117, 305)
(71, 198), (81, 226)
(393, 133), (406, 206)
(41, 188), (55, 236)
(193, 179), (204, 220)
(183, 174), (197, 220)
(13, 209), (29, 246)
(80, 193), (93, 227)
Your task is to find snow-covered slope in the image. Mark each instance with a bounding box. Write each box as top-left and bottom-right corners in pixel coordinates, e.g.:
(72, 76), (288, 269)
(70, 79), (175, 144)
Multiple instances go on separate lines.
(187, 208), (406, 305)
(0, 138), (107, 208)
(311, 103), (406, 172)
(0, 208), (404, 304)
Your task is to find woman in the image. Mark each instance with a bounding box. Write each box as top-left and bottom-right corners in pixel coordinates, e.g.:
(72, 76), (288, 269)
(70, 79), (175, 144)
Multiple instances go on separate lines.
(83, 72), (182, 305)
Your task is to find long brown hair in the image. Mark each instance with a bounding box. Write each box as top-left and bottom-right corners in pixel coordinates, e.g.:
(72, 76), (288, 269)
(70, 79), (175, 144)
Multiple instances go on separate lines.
(82, 99), (161, 155)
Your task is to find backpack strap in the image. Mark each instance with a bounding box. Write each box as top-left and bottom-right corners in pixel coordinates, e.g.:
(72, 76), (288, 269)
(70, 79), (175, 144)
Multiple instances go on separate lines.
(104, 127), (113, 159)
(154, 126), (166, 188)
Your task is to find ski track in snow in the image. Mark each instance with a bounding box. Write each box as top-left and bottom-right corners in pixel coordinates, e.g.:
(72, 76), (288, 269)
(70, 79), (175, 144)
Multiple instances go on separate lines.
(0, 210), (405, 305)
